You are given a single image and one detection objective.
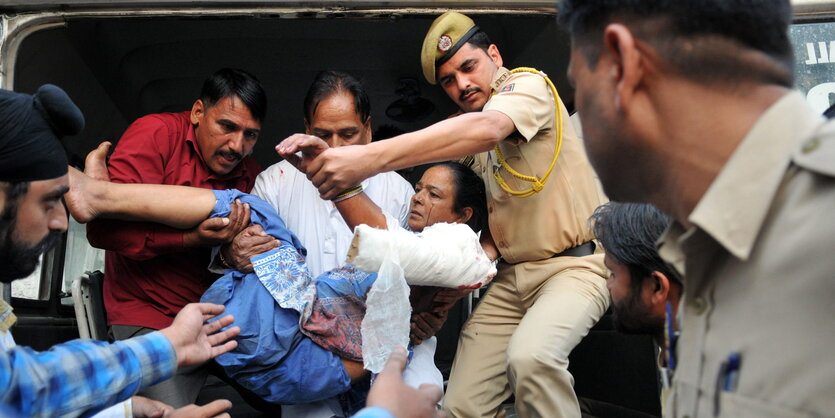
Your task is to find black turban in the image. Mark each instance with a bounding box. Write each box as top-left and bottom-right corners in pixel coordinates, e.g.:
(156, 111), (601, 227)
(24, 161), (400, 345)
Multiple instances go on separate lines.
(0, 84), (84, 182)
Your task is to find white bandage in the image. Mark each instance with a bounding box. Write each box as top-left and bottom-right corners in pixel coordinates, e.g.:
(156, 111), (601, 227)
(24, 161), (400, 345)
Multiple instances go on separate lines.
(347, 222), (496, 288)
(354, 217), (496, 373)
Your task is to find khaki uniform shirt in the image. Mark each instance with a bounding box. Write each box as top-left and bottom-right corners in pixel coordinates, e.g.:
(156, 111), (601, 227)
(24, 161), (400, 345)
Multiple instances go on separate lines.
(471, 67), (604, 264)
(659, 92), (835, 417)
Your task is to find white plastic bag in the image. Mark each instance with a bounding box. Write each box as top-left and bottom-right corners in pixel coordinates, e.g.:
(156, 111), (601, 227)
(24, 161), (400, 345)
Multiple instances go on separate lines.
(360, 244), (411, 373)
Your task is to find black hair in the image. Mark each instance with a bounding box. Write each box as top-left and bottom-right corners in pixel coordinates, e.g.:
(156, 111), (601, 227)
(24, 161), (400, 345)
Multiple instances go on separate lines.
(0, 181), (29, 224)
(200, 68), (267, 122)
(466, 30), (492, 53)
(558, 0), (794, 87)
(303, 71), (371, 125)
(430, 161), (487, 234)
(590, 202), (679, 294)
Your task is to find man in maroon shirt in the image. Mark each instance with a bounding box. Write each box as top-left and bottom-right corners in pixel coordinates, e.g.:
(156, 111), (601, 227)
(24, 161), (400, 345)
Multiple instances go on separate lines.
(86, 68), (265, 407)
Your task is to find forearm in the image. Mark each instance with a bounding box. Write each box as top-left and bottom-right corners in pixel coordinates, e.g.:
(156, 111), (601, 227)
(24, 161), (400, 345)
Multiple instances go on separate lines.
(334, 192), (387, 231)
(93, 181), (216, 229)
(369, 111), (513, 173)
(0, 333), (175, 417)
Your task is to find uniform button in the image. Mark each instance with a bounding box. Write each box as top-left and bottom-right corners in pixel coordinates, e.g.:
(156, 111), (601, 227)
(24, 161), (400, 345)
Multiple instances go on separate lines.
(802, 138), (820, 154)
(690, 297), (707, 315)
(488, 204), (494, 213)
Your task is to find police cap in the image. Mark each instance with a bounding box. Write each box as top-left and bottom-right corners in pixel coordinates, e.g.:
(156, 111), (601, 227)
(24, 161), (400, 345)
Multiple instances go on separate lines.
(420, 11), (480, 85)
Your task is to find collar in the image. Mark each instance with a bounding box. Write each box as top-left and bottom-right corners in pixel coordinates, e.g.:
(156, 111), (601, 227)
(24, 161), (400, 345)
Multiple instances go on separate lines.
(686, 91), (823, 260)
(657, 222), (689, 277)
(490, 67), (511, 92)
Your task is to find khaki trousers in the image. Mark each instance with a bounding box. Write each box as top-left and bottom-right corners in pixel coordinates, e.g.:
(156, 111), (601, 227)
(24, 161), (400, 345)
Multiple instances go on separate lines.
(444, 253), (609, 418)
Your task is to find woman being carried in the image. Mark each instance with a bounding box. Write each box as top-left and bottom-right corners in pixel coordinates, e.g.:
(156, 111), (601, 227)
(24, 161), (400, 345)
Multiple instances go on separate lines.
(68, 142), (493, 408)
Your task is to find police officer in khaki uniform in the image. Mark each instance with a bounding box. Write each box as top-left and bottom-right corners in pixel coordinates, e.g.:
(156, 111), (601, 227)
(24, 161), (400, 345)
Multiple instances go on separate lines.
(278, 11), (610, 418)
(560, 1), (835, 416)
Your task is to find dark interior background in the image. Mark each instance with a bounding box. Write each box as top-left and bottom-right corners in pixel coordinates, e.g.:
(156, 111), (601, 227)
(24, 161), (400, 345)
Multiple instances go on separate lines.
(13, 13), (574, 168)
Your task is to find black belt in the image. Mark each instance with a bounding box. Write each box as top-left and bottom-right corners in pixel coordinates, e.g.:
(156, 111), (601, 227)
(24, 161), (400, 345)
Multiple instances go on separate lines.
(553, 241), (596, 258)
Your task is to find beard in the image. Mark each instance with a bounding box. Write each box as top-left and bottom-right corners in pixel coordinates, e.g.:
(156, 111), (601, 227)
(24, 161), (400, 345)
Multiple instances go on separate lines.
(611, 292), (664, 336)
(0, 221), (62, 283)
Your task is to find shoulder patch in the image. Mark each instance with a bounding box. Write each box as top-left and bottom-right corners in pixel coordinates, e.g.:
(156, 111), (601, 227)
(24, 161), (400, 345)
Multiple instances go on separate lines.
(500, 83), (515, 93)
(793, 121), (835, 177)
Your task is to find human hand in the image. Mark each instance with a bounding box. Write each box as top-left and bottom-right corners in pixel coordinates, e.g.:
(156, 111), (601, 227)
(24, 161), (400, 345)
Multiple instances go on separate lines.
(130, 395), (173, 418)
(163, 400), (232, 418)
(66, 166), (102, 224)
(275, 134), (330, 174)
(183, 200), (250, 248)
(159, 303), (240, 368)
(306, 145), (378, 200)
(222, 224), (279, 273)
(366, 346), (445, 418)
(410, 311), (448, 346)
(432, 288), (473, 312)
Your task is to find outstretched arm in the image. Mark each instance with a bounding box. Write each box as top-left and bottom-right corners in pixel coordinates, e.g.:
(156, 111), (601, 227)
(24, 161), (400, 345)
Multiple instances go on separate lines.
(0, 303), (238, 418)
(67, 142), (246, 233)
(80, 142), (250, 256)
(68, 166), (218, 228)
(278, 111), (515, 199)
(281, 134), (387, 230)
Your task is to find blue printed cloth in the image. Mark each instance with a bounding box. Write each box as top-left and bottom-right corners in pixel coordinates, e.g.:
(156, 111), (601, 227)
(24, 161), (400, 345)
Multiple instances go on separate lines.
(201, 189), (370, 404)
(0, 330), (175, 417)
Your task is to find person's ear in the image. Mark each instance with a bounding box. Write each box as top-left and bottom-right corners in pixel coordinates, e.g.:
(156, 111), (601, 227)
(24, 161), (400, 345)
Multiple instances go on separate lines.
(457, 207), (474, 225)
(190, 99), (205, 125)
(648, 270), (671, 306)
(487, 44), (504, 68)
(362, 116), (373, 144)
(304, 118), (311, 135)
(601, 23), (644, 112)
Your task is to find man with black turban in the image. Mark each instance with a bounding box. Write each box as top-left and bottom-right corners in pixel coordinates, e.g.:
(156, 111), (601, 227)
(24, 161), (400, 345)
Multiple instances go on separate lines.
(0, 84), (82, 282)
(0, 84), (240, 417)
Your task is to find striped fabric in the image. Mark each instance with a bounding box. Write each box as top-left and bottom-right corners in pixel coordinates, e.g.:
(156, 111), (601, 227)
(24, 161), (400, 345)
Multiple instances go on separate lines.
(0, 331), (175, 417)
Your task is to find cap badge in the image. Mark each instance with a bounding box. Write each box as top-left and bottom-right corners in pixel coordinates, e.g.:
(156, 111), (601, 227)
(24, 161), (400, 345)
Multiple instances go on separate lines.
(438, 35), (453, 52)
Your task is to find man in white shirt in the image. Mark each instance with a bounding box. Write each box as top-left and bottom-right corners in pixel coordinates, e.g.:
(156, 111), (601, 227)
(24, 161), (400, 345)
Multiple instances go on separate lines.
(222, 71), (437, 417)
(222, 71), (413, 276)
(252, 81), (411, 273)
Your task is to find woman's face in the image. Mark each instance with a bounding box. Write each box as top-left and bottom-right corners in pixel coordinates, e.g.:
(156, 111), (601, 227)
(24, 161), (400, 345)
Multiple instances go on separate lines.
(408, 165), (469, 232)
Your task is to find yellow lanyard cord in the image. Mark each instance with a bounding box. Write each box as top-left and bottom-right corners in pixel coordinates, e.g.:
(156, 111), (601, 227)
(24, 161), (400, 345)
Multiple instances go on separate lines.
(492, 67), (564, 198)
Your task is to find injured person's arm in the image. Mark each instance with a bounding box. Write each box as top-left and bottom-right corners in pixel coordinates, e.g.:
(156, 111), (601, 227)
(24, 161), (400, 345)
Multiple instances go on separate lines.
(68, 165), (219, 228)
(66, 141), (218, 229)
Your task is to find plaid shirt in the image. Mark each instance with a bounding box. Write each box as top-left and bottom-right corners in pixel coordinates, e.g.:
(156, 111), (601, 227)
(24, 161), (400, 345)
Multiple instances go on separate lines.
(0, 330), (176, 417)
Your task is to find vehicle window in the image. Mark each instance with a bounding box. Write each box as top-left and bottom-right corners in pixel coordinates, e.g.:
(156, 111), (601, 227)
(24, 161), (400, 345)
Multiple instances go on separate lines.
(61, 217), (105, 305)
(790, 21), (835, 113)
(10, 261), (44, 300)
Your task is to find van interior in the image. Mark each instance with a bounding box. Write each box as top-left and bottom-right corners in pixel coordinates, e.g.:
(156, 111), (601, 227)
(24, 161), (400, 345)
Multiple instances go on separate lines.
(2, 4), (832, 416)
(11, 12), (575, 167)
